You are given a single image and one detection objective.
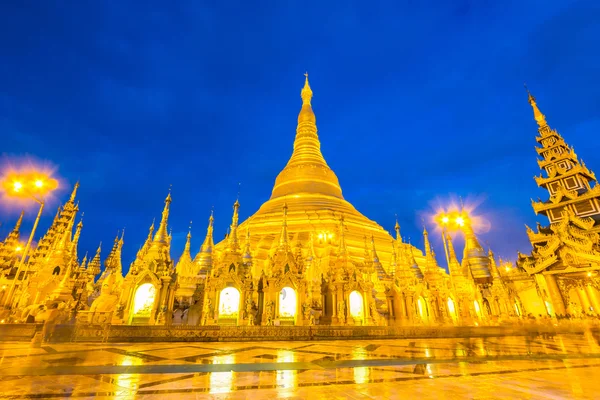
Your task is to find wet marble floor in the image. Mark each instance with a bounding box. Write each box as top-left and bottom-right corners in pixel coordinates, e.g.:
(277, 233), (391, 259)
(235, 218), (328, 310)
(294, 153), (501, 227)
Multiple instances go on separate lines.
(1, 332), (600, 399)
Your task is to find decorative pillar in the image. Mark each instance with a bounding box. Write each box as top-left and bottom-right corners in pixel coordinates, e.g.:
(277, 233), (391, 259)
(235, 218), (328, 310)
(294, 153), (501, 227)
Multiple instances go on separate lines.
(577, 285), (593, 315)
(543, 274), (567, 316)
(585, 284), (600, 315)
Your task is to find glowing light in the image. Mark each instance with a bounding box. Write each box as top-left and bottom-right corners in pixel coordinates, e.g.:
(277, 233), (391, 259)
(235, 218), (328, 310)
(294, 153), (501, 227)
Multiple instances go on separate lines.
(447, 298), (458, 323)
(34, 180), (44, 188)
(0, 320), (4, 324)
(279, 287), (297, 318)
(277, 350), (297, 388)
(417, 297), (427, 320)
(455, 216), (465, 227)
(349, 291), (364, 319)
(588, 272), (593, 277)
(209, 354), (235, 394)
(473, 300), (481, 318)
(132, 283), (156, 315)
(441, 216), (449, 224)
(1, 285), (6, 290)
(14, 246), (23, 253)
(13, 181), (23, 192)
(219, 287), (240, 317)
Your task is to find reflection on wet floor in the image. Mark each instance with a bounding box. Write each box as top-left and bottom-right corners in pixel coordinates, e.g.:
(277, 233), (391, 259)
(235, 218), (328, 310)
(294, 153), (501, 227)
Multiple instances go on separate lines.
(0, 333), (599, 398)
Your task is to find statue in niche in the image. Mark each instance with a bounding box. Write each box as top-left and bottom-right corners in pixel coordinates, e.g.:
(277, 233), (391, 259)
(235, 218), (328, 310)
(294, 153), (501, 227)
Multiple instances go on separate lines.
(244, 297), (254, 319)
(338, 300), (346, 323)
(203, 298), (213, 324)
(302, 302), (312, 321)
(156, 306), (167, 325)
(265, 301), (274, 326)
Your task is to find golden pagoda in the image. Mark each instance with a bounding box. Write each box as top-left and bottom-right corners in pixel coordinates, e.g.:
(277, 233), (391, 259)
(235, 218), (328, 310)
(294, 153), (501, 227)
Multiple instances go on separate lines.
(0, 75), (522, 330)
(517, 88), (600, 317)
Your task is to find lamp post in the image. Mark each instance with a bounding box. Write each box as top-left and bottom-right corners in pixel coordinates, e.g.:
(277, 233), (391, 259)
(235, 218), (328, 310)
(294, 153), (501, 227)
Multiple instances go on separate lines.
(1, 172), (57, 308)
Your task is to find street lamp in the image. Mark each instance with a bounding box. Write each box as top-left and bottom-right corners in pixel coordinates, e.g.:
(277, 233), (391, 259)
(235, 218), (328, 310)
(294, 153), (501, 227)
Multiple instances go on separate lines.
(1, 171), (58, 308)
(435, 209), (472, 274)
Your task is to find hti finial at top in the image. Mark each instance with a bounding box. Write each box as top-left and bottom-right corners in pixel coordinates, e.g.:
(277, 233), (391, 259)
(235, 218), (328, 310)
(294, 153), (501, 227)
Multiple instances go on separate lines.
(523, 84), (548, 128)
(301, 72), (313, 105)
(524, 82), (535, 104)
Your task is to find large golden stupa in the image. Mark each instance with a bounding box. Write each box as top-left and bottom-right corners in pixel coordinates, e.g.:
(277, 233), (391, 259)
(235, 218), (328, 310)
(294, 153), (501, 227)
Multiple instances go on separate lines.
(214, 74), (425, 274)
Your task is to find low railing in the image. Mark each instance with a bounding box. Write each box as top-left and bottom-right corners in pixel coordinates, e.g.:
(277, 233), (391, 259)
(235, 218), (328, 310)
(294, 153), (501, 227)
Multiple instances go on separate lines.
(2, 321), (599, 343)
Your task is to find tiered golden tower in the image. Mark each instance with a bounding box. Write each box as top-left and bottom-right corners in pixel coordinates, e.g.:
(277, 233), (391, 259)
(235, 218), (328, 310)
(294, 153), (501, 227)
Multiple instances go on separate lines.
(517, 89), (600, 317)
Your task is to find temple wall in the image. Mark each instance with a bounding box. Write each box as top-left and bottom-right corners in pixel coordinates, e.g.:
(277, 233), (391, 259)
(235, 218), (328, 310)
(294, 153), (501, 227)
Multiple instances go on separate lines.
(0, 323), (593, 343)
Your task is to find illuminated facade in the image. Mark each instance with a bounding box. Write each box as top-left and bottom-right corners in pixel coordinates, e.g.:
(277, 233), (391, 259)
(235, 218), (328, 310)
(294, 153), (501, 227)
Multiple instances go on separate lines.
(515, 90), (600, 317)
(1, 76), (530, 328)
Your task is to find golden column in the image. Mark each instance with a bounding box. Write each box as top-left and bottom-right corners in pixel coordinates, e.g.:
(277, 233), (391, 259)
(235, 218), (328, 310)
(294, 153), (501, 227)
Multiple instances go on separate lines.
(542, 274), (567, 316)
(585, 283), (600, 314)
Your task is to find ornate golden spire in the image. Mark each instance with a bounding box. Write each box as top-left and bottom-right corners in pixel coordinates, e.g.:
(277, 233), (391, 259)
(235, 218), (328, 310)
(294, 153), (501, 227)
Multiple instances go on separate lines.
(87, 242), (101, 277)
(461, 221), (491, 281)
(195, 211), (215, 276)
(394, 217), (401, 242)
(525, 85), (548, 129)
(69, 182), (80, 203)
(153, 190), (172, 244)
(445, 233), (463, 277)
(226, 199), (241, 251)
(488, 248), (501, 279)
(176, 224), (194, 276)
(270, 74), (343, 199)
(200, 210), (215, 252)
(14, 210), (24, 232)
(70, 216), (83, 261)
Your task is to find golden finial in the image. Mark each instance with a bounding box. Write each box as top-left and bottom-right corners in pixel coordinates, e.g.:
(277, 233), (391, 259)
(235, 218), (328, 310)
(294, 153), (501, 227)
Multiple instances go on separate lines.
(524, 84), (547, 128)
(301, 72), (313, 105)
(69, 182), (80, 202)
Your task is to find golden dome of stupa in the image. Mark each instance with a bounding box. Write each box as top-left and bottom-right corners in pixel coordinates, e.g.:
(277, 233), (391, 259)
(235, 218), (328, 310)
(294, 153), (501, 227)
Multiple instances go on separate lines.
(214, 74), (425, 273)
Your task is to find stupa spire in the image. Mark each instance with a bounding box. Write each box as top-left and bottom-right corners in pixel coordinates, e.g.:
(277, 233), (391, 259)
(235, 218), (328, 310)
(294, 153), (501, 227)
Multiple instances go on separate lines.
(200, 210), (215, 252)
(525, 85), (548, 130)
(153, 189), (172, 244)
(270, 73), (343, 199)
(445, 233), (464, 277)
(227, 199), (240, 251)
(194, 210), (215, 277)
(176, 224), (194, 276)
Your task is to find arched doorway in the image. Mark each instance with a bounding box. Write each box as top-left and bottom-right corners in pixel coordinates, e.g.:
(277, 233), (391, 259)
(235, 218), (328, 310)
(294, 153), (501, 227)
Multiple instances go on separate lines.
(417, 296), (429, 322)
(447, 298), (458, 324)
(131, 283), (156, 324)
(279, 287), (297, 325)
(218, 287), (241, 323)
(349, 291), (364, 324)
(482, 298), (492, 316)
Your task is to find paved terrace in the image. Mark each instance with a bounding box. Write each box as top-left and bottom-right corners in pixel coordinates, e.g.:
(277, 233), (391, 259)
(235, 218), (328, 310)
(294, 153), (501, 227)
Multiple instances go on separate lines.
(1, 331), (599, 399)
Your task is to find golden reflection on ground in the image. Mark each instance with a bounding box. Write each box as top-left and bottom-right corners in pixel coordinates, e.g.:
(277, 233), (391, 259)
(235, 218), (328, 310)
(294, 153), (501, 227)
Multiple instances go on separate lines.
(276, 350), (297, 389)
(114, 357), (142, 397)
(352, 347), (369, 384)
(209, 354), (235, 394)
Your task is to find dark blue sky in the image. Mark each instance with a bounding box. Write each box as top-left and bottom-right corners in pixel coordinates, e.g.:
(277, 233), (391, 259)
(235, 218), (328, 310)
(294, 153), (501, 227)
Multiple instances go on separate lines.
(1, 1), (599, 271)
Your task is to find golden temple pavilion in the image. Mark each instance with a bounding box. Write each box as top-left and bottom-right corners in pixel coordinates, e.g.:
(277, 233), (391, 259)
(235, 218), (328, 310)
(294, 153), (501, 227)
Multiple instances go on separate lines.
(2, 77), (583, 330)
(514, 89), (600, 317)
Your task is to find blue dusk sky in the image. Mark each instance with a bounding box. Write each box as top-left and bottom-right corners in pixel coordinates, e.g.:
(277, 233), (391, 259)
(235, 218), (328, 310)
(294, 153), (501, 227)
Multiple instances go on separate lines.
(1, 1), (599, 272)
